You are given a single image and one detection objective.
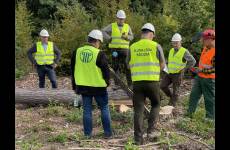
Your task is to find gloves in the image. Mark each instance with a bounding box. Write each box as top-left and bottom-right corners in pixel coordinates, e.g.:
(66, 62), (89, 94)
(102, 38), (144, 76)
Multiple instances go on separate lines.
(163, 66), (169, 74)
(112, 51), (118, 57)
(190, 67), (201, 74)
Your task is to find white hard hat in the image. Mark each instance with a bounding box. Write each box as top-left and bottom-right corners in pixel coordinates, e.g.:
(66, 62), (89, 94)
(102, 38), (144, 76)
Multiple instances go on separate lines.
(141, 23), (155, 33)
(171, 33), (182, 41)
(88, 29), (103, 42)
(116, 10), (126, 19)
(39, 29), (49, 37)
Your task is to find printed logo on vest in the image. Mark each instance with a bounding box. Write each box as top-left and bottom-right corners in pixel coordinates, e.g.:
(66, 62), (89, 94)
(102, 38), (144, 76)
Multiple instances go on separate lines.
(80, 49), (93, 63)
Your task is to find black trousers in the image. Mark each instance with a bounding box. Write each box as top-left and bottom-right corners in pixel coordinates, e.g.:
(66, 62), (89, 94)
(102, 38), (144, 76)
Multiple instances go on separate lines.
(36, 65), (57, 88)
(132, 81), (160, 143)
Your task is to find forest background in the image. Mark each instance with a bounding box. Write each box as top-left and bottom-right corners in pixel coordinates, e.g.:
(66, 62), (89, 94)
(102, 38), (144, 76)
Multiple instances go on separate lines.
(15, 0), (215, 78)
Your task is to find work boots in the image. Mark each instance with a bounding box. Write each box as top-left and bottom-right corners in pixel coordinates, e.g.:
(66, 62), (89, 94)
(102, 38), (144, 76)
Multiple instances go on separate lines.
(168, 97), (177, 107)
(147, 128), (161, 141)
(147, 124), (161, 141)
(134, 137), (144, 145)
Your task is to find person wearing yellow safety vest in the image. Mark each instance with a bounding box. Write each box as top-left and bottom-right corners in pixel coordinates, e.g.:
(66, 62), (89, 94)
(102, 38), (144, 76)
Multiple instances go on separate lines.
(102, 10), (133, 89)
(71, 29), (112, 139)
(27, 29), (61, 88)
(127, 23), (166, 145)
(160, 33), (196, 106)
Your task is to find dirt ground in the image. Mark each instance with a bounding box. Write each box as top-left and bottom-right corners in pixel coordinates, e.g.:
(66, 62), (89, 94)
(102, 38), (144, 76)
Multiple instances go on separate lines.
(15, 74), (214, 150)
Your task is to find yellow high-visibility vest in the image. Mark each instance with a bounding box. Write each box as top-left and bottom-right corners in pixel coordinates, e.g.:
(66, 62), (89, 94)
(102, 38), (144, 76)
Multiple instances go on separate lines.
(168, 47), (186, 73)
(129, 39), (160, 81)
(74, 45), (107, 87)
(35, 41), (54, 65)
(108, 22), (130, 49)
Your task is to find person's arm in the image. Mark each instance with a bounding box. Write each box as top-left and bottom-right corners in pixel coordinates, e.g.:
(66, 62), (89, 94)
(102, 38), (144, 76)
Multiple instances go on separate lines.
(71, 49), (77, 90)
(126, 49), (131, 69)
(127, 25), (134, 41)
(183, 49), (196, 70)
(96, 51), (110, 86)
(53, 44), (61, 64)
(157, 44), (166, 71)
(200, 56), (215, 74)
(101, 24), (112, 42)
(27, 44), (37, 65)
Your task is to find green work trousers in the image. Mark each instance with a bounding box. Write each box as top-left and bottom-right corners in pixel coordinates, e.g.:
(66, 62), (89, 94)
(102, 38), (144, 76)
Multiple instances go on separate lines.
(160, 72), (183, 106)
(132, 81), (160, 144)
(187, 76), (215, 119)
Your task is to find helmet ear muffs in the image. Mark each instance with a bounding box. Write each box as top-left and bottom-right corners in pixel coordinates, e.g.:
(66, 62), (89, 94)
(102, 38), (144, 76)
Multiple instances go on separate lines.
(202, 29), (215, 40)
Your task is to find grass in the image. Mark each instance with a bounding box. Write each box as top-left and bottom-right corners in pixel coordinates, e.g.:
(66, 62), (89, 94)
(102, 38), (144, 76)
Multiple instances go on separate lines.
(176, 112), (215, 138)
(65, 108), (83, 123)
(69, 132), (85, 141)
(110, 107), (133, 123)
(168, 132), (187, 145)
(176, 97), (215, 138)
(15, 68), (25, 79)
(156, 129), (188, 150)
(43, 102), (68, 117)
(48, 132), (68, 143)
(16, 94), (215, 149)
(110, 108), (133, 135)
(204, 136), (215, 146)
(17, 135), (43, 150)
(124, 137), (139, 150)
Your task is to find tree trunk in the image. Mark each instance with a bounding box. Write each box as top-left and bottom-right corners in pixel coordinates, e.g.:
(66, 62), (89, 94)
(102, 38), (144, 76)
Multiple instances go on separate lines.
(15, 88), (131, 105)
(15, 88), (77, 105)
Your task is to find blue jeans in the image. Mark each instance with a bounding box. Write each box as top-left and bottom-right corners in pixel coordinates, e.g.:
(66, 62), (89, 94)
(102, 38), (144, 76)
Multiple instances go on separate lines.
(82, 92), (112, 137)
(36, 65), (57, 88)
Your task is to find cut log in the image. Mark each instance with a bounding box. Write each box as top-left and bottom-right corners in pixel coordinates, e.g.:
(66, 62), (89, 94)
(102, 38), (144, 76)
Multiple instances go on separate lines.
(15, 88), (132, 106)
(159, 106), (175, 115)
(119, 104), (131, 113)
(159, 105), (175, 121)
(15, 88), (76, 105)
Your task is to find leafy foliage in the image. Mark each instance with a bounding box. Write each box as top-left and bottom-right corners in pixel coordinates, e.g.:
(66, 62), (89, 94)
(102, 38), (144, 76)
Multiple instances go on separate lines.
(15, 0), (34, 77)
(48, 132), (68, 143)
(16, 0), (215, 76)
(50, 1), (97, 75)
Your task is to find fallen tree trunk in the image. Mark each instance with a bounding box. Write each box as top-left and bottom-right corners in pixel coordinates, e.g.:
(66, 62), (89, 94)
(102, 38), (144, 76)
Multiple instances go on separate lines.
(15, 88), (131, 105)
(15, 88), (76, 105)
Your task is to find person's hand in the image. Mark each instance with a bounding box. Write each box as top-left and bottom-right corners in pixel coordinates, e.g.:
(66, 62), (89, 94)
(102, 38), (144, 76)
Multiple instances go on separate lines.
(106, 80), (110, 87)
(190, 67), (201, 73)
(121, 33), (128, 40)
(32, 62), (38, 69)
(179, 69), (185, 74)
(73, 87), (79, 94)
(33, 63), (37, 68)
(52, 63), (57, 68)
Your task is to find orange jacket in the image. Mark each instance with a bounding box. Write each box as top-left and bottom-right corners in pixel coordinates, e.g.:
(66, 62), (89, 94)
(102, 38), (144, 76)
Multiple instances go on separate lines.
(198, 47), (215, 79)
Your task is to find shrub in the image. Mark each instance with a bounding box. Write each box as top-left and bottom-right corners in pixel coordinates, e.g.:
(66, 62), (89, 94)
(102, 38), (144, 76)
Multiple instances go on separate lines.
(16, 0), (34, 77)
